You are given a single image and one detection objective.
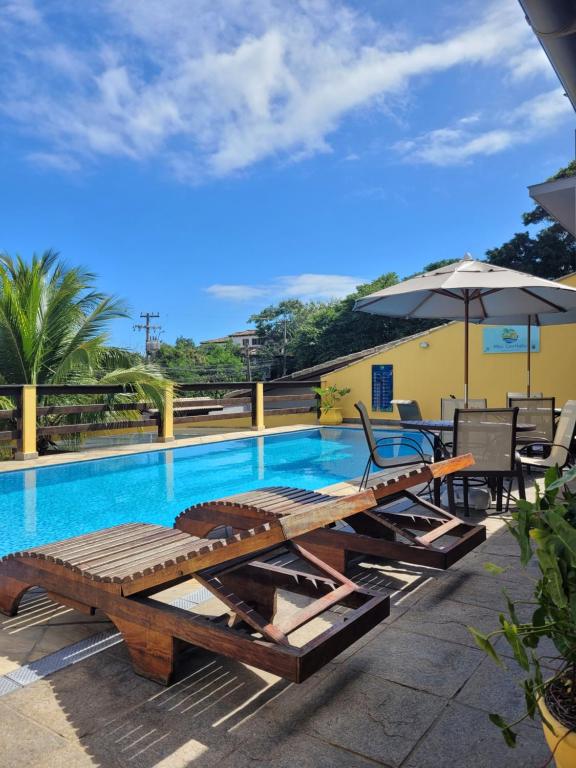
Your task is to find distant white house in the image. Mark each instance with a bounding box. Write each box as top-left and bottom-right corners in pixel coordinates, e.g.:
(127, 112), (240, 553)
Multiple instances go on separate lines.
(202, 329), (262, 348)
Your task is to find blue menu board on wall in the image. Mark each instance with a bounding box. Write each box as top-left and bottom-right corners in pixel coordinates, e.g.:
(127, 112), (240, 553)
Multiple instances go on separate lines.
(372, 364), (393, 412)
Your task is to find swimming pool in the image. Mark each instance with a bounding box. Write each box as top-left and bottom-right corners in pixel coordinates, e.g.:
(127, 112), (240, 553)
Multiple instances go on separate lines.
(0, 427), (424, 555)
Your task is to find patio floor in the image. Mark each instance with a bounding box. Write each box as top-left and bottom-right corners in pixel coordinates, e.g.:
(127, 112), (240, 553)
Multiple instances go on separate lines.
(0, 485), (551, 767)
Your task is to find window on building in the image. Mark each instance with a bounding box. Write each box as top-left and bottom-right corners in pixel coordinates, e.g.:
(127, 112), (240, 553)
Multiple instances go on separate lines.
(242, 339), (249, 347)
(251, 338), (260, 346)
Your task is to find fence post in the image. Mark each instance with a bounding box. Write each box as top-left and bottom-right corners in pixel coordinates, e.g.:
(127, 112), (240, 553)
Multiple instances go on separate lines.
(15, 385), (38, 460)
(158, 383), (175, 442)
(251, 382), (265, 431)
(315, 378), (326, 422)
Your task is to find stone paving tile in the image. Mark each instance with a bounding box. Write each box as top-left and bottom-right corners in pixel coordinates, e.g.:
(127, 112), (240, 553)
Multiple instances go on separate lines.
(2, 651), (162, 742)
(345, 625), (484, 698)
(450, 550), (539, 585)
(331, 570), (442, 666)
(261, 662), (447, 767)
(0, 701), (70, 766)
(221, 731), (394, 768)
(75, 651), (296, 768)
(80, 712), (238, 768)
(391, 595), (509, 648)
(138, 650), (290, 731)
(402, 701), (549, 768)
(26, 742), (97, 768)
(426, 570), (534, 613)
(472, 528), (524, 557)
(456, 655), (541, 729)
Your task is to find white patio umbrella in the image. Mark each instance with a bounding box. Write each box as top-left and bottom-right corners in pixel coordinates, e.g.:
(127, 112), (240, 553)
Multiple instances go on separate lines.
(354, 254), (576, 406)
(474, 309), (576, 397)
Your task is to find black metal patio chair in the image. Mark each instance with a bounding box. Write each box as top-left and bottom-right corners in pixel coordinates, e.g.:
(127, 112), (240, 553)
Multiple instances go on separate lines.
(355, 401), (431, 490)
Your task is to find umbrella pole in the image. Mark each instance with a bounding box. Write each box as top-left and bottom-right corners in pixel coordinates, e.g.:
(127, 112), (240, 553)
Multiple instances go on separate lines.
(464, 291), (469, 407)
(527, 318), (531, 397)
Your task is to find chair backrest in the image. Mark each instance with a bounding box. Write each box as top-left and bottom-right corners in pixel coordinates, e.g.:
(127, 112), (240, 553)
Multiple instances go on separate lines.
(549, 400), (576, 466)
(355, 400), (426, 471)
(441, 398), (487, 443)
(507, 392), (543, 400)
(453, 408), (518, 472)
(392, 399), (422, 421)
(441, 398), (488, 420)
(355, 401), (378, 457)
(507, 397), (555, 442)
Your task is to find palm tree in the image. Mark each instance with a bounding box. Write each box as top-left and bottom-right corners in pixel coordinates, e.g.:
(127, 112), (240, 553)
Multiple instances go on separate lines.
(0, 250), (170, 452)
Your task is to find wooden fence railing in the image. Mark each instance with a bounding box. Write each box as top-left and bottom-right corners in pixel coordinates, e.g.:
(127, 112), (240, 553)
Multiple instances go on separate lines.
(0, 381), (320, 460)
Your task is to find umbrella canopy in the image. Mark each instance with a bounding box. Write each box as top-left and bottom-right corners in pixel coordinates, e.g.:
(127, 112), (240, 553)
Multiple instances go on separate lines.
(354, 254), (576, 405)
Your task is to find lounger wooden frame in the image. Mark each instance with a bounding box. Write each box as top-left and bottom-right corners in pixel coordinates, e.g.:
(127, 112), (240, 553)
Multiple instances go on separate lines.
(0, 490), (389, 685)
(175, 454), (485, 572)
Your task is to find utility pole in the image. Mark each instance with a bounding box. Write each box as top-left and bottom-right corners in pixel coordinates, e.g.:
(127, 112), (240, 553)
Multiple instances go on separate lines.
(133, 312), (162, 360)
(282, 313), (288, 377)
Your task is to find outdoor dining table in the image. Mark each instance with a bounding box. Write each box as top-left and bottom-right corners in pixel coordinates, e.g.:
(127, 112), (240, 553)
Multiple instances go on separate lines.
(377, 418), (536, 505)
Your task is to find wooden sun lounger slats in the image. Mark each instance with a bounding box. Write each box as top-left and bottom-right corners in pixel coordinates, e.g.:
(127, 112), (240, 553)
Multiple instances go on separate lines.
(7, 490), (376, 586)
(175, 454), (486, 572)
(0, 485), (389, 686)
(0, 492), (378, 591)
(55, 528), (188, 569)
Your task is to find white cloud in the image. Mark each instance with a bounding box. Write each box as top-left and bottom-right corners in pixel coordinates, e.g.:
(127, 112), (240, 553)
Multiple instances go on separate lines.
(26, 152), (82, 172)
(507, 47), (553, 82)
(205, 284), (269, 301)
(0, 0), (41, 27)
(394, 88), (573, 166)
(206, 273), (363, 301)
(0, 0), (551, 180)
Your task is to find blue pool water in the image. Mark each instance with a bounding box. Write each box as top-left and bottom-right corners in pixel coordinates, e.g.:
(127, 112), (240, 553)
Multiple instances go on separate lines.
(0, 427), (423, 555)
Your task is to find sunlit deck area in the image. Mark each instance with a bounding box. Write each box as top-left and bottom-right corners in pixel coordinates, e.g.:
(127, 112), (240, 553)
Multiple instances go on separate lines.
(0, 471), (550, 768)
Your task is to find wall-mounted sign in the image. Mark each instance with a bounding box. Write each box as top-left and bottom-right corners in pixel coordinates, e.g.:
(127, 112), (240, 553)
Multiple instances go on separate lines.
(372, 364), (393, 412)
(482, 326), (540, 354)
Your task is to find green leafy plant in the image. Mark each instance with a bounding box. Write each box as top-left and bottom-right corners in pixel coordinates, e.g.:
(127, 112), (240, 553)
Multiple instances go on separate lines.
(0, 251), (170, 454)
(312, 385), (351, 415)
(469, 465), (576, 747)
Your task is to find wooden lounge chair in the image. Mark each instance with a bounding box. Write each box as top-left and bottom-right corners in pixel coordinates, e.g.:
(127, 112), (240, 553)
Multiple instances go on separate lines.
(175, 455), (485, 573)
(0, 490), (389, 686)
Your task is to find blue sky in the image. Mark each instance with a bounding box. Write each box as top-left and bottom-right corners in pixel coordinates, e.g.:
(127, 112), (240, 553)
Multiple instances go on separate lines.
(0, 0), (574, 351)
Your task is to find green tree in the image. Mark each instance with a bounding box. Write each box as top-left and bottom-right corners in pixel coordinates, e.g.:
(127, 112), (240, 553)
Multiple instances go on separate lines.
(291, 273), (442, 370)
(155, 337), (244, 382)
(250, 299), (318, 376)
(247, 273), (443, 375)
(201, 341), (245, 381)
(155, 337), (204, 380)
(486, 161), (576, 278)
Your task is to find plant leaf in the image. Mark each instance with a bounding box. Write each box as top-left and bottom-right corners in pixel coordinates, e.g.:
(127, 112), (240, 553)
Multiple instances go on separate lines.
(502, 620), (529, 670)
(484, 562), (507, 576)
(544, 510), (576, 567)
(469, 627), (503, 666)
(523, 680), (537, 719)
(548, 465), (576, 491)
(489, 714), (518, 747)
(504, 591), (520, 626)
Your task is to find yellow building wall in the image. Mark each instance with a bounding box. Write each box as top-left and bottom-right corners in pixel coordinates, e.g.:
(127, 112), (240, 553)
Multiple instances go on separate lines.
(326, 273), (576, 420)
